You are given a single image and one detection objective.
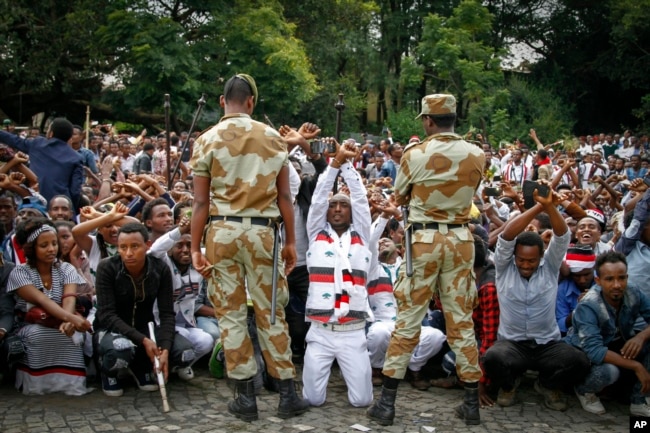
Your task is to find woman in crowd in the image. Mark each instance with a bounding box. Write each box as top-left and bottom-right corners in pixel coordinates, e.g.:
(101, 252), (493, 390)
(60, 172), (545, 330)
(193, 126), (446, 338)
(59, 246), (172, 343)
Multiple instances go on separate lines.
(7, 217), (92, 395)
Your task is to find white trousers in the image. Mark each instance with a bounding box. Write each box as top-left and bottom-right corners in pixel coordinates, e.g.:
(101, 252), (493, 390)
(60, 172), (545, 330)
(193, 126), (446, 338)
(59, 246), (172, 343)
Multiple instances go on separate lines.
(367, 321), (446, 371)
(175, 326), (214, 365)
(302, 325), (372, 407)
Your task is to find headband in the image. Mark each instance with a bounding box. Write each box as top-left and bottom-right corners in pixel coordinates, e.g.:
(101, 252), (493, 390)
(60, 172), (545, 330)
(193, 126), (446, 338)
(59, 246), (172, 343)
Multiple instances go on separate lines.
(27, 225), (57, 244)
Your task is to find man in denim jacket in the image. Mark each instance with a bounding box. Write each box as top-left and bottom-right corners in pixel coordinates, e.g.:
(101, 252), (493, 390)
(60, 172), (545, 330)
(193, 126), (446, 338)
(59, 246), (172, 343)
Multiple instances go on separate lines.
(566, 251), (650, 416)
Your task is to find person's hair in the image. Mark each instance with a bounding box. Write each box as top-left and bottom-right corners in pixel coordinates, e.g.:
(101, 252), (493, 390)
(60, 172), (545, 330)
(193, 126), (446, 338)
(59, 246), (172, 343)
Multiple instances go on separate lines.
(53, 220), (74, 232)
(78, 194), (91, 209)
(48, 194), (73, 211)
(72, 124), (83, 132)
(15, 217), (60, 266)
(387, 143), (401, 156)
(556, 183), (572, 192)
(143, 142), (155, 152)
(533, 212), (552, 230)
(141, 198), (169, 223)
(173, 199), (193, 223)
(515, 231), (544, 256)
(473, 234), (487, 268)
(171, 135), (180, 146)
(426, 113), (456, 128)
(537, 149), (548, 159)
(118, 222), (149, 243)
(0, 191), (17, 208)
(223, 75), (253, 105)
(49, 118), (74, 142)
(595, 250), (627, 275)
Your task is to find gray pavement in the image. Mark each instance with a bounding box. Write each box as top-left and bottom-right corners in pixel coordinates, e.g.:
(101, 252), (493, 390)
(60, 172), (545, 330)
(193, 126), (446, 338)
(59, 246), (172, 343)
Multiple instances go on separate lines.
(0, 365), (630, 433)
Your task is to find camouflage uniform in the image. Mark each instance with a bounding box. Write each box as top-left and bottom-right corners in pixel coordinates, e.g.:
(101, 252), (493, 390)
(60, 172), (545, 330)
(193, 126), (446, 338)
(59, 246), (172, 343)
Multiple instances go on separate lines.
(190, 113), (295, 381)
(382, 132), (485, 384)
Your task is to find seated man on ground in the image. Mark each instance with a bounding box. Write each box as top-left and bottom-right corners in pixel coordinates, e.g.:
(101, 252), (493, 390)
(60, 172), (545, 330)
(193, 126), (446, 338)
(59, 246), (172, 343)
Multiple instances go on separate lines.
(483, 183), (590, 411)
(94, 222), (194, 396)
(567, 251), (650, 416)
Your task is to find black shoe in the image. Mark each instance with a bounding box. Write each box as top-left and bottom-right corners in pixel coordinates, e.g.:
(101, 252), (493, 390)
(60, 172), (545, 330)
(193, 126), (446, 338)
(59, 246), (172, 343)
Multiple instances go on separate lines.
(277, 378), (310, 419)
(228, 378), (258, 422)
(129, 368), (158, 392)
(101, 373), (123, 397)
(367, 378), (399, 426)
(455, 385), (480, 425)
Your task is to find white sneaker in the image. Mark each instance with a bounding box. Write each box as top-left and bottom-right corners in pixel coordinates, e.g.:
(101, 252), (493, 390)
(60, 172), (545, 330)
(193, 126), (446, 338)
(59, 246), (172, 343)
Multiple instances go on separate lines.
(575, 389), (605, 414)
(177, 366), (194, 381)
(631, 403), (650, 417)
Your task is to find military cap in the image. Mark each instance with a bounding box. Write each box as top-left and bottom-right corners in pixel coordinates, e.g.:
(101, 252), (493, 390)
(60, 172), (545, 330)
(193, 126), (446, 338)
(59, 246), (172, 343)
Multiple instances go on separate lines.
(415, 94), (456, 119)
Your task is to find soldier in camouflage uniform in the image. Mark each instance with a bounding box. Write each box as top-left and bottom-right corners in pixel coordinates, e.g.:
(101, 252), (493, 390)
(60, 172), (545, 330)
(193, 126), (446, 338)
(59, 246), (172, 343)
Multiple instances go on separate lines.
(190, 74), (308, 422)
(368, 94), (485, 426)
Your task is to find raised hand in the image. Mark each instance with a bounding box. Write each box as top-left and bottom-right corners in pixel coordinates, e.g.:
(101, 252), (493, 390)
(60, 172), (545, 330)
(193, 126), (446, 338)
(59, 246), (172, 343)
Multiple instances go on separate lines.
(297, 122), (321, 140)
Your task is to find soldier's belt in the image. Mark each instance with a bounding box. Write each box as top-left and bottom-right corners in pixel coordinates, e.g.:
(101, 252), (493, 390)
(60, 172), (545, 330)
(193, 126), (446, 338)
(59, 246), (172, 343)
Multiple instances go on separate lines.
(411, 222), (467, 231)
(210, 215), (276, 227)
(318, 321), (366, 332)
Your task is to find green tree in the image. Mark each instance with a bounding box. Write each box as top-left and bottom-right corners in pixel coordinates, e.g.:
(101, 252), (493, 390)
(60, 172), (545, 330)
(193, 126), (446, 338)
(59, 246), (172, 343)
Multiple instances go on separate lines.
(417, 0), (506, 130)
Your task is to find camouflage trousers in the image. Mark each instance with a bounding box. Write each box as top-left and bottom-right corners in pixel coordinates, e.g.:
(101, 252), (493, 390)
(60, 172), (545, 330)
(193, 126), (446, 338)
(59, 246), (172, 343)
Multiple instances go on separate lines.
(382, 225), (481, 383)
(204, 219), (295, 381)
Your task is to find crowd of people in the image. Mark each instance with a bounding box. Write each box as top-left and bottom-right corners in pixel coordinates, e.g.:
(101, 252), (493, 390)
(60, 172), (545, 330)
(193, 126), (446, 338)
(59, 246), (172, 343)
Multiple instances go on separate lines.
(1, 75), (650, 427)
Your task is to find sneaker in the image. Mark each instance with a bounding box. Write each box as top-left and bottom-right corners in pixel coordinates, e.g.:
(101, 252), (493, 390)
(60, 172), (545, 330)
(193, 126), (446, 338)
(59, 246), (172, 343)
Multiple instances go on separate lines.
(534, 380), (567, 411)
(101, 373), (123, 397)
(209, 341), (225, 379)
(129, 368), (159, 392)
(631, 403), (650, 417)
(406, 368), (430, 391)
(497, 377), (520, 407)
(177, 366), (194, 381)
(575, 388), (606, 414)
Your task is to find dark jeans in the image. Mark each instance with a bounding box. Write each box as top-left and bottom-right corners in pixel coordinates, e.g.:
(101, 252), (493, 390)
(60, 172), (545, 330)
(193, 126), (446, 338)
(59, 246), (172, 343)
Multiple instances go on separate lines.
(286, 265), (311, 359)
(96, 330), (194, 376)
(483, 339), (590, 390)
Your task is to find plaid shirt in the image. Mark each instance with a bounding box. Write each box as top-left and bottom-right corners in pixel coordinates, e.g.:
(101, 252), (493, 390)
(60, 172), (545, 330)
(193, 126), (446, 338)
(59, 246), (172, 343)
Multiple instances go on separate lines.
(473, 264), (499, 384)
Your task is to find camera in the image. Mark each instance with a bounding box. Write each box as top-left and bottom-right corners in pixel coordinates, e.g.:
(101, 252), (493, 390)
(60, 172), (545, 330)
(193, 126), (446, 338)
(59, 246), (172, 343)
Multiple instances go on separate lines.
(310, 140), (336, 155)
(484, 187), (501, 197)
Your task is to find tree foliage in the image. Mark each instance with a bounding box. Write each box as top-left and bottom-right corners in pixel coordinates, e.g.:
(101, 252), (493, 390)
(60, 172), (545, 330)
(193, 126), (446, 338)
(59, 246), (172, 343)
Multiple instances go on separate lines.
(0, 0), (648, 136)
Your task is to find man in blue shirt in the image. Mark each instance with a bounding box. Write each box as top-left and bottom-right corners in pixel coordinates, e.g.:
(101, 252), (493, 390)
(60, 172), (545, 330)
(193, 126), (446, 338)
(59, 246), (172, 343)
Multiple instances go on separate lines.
(70, 125), (99, 179)
(0, 118), (83, 211)
(566, 251), (650, 416)
(483, 184), (590, 411)
(556, 245), (596, 336)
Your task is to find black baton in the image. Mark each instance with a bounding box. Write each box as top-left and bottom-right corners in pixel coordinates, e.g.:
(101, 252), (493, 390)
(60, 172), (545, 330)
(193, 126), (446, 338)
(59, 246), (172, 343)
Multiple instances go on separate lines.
(403, 206), (413, 277)
(270, 222), (281, 325)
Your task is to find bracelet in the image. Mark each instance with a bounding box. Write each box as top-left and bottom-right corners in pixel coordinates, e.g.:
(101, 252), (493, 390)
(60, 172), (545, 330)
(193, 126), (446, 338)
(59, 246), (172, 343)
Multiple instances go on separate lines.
(61, 293), (78, 300)
(102, 179), (112, 183)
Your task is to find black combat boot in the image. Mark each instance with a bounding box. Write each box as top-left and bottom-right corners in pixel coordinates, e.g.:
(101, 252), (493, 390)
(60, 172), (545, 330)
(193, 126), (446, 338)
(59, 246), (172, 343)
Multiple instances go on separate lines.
(228, 378), (258, 422)
(454, 384), (480, 425)
(277, 378), (310, 418)
(367, 377), (399, 426)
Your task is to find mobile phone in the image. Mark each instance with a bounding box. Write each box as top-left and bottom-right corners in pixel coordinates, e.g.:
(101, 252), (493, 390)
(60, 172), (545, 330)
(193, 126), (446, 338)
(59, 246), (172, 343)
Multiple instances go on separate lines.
(484, 187), (501, 197)
(493, 175), (502, 182)
(522, 180), (550, 209)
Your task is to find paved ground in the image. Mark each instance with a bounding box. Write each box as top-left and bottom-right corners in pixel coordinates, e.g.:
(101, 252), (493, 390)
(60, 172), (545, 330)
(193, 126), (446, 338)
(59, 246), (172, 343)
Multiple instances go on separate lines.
(0, 365), (632, 433)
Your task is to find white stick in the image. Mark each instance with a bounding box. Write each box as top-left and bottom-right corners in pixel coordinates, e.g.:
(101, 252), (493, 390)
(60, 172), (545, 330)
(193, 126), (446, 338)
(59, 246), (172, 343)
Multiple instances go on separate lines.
(148, 322), (170, 413)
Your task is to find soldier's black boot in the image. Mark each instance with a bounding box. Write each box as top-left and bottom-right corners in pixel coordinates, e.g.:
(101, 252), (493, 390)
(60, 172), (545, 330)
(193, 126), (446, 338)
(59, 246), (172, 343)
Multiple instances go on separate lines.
(454, 383), (480, 425)
(367, 377), (399, 426)
(277, 378), (310, 418)
(228, 378), (258, 422)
